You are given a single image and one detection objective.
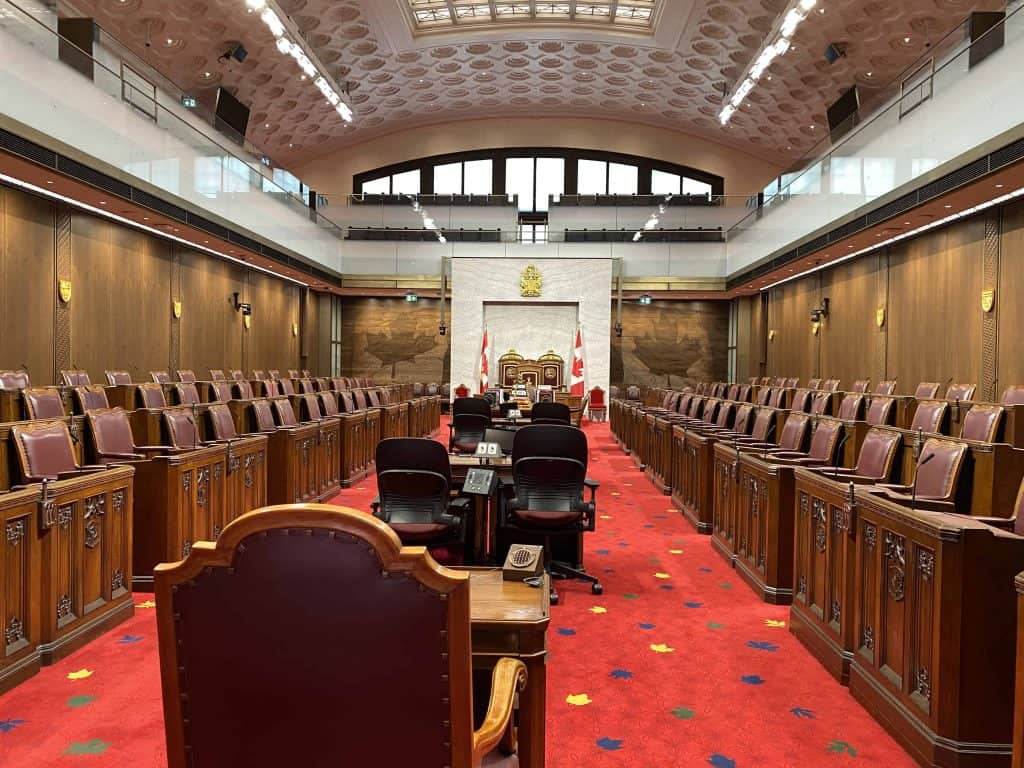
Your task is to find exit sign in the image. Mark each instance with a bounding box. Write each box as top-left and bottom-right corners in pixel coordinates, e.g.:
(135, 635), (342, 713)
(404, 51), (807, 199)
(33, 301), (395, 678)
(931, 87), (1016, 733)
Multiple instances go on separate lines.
(181, 96), (197, 108)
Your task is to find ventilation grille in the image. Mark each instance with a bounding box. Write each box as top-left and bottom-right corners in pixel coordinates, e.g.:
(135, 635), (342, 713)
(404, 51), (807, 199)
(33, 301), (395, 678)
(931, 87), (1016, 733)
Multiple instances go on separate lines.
(186, 212), (231, 240)
(866, 192), (919, 226)
(57, 157), (132, 199)
(918, 156), (989, 201)
(0, 127), (57, 168)
(229, 231), (261, 252)
(133, 188), (186, 222)
(991, 137), (1024, 170)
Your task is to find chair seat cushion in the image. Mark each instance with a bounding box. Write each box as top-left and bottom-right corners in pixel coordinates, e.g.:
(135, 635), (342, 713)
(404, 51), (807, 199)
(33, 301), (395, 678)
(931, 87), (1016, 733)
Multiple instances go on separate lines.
(453, 439), (480, 453)
(512, 509), (582, 528)
(390, 522), (457, 543)
(483, 751), (518, 768)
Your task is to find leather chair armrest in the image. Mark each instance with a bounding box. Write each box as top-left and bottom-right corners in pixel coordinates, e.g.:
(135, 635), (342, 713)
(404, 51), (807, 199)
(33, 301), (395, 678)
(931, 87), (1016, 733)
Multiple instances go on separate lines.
(767, 450), (807, 459)
(772, 456), (825, 466)
(135, 444), (173, 453)
(473, 658), (528, 767)
(100, 452), (147, 461)
(449, 497), (472, 515)
(873, 483), (911, 493)
(584, 477), (599, 506)
(805, 467), (882, 484)
(370, 497), (381, 516)
(877, 492), (957, 514)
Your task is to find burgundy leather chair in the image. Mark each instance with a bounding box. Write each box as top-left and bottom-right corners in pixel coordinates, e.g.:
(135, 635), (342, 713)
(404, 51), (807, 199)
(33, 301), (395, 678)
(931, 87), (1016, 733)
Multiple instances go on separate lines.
(252, 370), (267, 381)
(909, 400), (949, 434)
(946, 383), (976, 401)
(836, 394), (864, 421)
(731, 408), (775, 445)
(229, 370), (246, 382)
(74, 385), (110, 413)
(137, 383), (168, 409)
(743, 411), (810, 453)
(871, 437), (968, 511)
(22, 387), (65, 419)
(60, 370), (90, 387)
(626, 385), (640, 401)
(805, 427), (902, 483)
(173, 382), (202, 406)
(756, 387), (772, 406)
(297, 379), (316, 395)
(1002, 386), (1024, 406)
(339, 391), (358, 413)
(587, 387), (607, 422)
(768, 388), (786, 408)
(915, 382), (941, 399)
(412, 382), (424, 397)
(874, 380), (897, 395)
(784, 378), (799, 388)
(150, 371), (171, 384)
(767, 417), (843, 465)
(718, 403), (756, 437)
(301, 369), (312, 379)
(153, 506), (525, 768)
(790, 388), (812, 413)
(736, 384), (752, 402)
(206, 403), (241, 441)
(233, 380), (255, 400)
(809, 391), (832, 416)
(271, 398), (311, 429)
(822, 379), (841, 392)
(318, 392), (341, 417)
(0, 370), (30, 389)
(208, 382), (235, 402)
(807, 378), (822, 390)
(209, 369), (227, 381)
(287, 369), (301, 379)
(864, 396), (895, 426)
(960, 404), (1004, 443)
(105, 370), (132, 386)
(278, 378), (296, 396)
(164, 408), (207, 450)
(10, 420), (106, 484)
(86, 407), (175, 462)
(268, 370), (282, 381)
(850, 380), (870, 394)
(176, 370), (197, 383)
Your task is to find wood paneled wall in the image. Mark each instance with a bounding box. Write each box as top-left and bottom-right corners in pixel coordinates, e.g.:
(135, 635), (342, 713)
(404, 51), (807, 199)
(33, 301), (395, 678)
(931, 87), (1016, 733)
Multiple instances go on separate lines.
(0, 183), (312, 385)
(339, 297), (450, 383)
(739, 199), (1021, 400)
(611, 300), (729, 388)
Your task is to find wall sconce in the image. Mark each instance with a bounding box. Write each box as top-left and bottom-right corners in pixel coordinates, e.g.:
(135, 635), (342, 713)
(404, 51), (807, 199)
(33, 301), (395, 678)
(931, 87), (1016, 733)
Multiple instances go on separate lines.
(232, 292), (252, 316)
(292, 323), (299, 337)
(768, 329), (776, 342)
(638, 294), (653, 306)
(809, 297), (830, 323)
(811, 321), (820, 336)
(172, 300), (182, 319)
(614, 321), (623, 338)
(438, 320), (447, 336)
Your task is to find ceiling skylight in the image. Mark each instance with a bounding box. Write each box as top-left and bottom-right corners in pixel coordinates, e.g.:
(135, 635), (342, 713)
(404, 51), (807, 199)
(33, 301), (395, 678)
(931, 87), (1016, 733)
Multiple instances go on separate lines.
(406, 0), (659, 30)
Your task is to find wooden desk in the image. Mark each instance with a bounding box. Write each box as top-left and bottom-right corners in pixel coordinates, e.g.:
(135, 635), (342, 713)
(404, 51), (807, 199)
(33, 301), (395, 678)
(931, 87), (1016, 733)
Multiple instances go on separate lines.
(450, 455), (512, 563)
(465, 568), (549, 768)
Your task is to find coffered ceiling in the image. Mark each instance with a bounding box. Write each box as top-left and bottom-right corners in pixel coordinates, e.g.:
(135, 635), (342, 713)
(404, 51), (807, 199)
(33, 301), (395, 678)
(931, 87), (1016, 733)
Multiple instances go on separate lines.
(61, 0), (1001, 166)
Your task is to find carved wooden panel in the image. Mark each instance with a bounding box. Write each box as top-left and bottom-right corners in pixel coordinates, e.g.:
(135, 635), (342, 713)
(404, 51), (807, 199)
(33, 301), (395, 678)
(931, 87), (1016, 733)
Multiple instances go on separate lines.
(982, 211), (1000, 401)
(340, 297), (449, 383)
(611, 301), (727, 389)
(1, 496), (38, 691)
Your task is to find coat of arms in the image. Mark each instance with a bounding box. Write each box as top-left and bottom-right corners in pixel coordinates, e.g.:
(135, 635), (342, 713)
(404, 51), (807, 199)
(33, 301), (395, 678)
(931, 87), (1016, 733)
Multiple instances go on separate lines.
(875, 307), (885, 328)
(981, 289), (995, 313)
(58, 279), (72, 303)
(520, 264), (542, 297)
(172, 300), (182, 319)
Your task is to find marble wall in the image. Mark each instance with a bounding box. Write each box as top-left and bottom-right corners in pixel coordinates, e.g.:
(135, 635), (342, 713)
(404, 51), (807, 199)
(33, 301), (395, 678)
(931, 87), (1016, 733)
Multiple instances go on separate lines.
(450, 257), (612, 395)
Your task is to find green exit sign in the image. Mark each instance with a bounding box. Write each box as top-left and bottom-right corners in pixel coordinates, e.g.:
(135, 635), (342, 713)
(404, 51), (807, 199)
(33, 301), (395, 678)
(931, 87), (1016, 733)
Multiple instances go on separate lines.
(181, 96), (197, 108)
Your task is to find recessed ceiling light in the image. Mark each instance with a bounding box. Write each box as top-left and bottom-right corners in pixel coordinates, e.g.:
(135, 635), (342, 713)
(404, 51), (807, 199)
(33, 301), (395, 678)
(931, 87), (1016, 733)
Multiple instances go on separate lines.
(143, 216), (148, 220)
(996, 183), (1004, 188)
(99, 201), (106, 205)
(945, 204), (952, 208)
(45, 179), (54, 184)
(166, 38), (174, 45)
(204, 72), (211, 77)
(866, 71), (873, 77)
(904, 36), (911, 43)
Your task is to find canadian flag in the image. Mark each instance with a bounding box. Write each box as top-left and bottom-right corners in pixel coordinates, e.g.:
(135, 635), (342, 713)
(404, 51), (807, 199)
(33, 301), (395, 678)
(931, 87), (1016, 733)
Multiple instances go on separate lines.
(479, 328), (489, 394)
(570, 327), (585, 396)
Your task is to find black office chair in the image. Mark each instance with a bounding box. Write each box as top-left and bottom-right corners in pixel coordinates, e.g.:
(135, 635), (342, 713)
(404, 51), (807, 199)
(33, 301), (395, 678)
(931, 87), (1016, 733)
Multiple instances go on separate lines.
(500, 425), (600, 604)
(371, 438), (469, 560)
(449, 396), (492, 453)
(531, 401), (571, 425)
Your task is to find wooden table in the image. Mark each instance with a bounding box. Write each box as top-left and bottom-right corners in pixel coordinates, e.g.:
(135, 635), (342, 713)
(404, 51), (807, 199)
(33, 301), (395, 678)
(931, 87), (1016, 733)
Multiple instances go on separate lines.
(466, 568), (550, 768)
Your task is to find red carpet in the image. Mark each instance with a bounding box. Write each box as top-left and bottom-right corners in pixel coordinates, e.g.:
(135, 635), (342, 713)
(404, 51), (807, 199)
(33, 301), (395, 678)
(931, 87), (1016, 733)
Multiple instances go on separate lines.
(0, 419), (916, 767)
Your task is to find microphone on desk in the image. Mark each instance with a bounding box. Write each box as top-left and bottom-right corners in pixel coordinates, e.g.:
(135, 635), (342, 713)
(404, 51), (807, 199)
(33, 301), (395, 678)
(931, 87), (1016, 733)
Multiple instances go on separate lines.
(910, 451), (936, 512)
(832, 430), (851, 478)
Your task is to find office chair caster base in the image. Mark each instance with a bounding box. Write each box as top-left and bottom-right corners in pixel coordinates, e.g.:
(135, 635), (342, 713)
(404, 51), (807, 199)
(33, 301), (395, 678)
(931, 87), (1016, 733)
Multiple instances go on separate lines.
(550, 590), (560, 605)
(591, 583), (603, 596)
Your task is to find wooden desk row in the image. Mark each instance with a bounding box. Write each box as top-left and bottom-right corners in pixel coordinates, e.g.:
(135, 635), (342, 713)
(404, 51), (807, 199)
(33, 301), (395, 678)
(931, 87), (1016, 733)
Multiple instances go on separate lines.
(613, 386), (1024, 768)
(1, 467), (135, 695)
